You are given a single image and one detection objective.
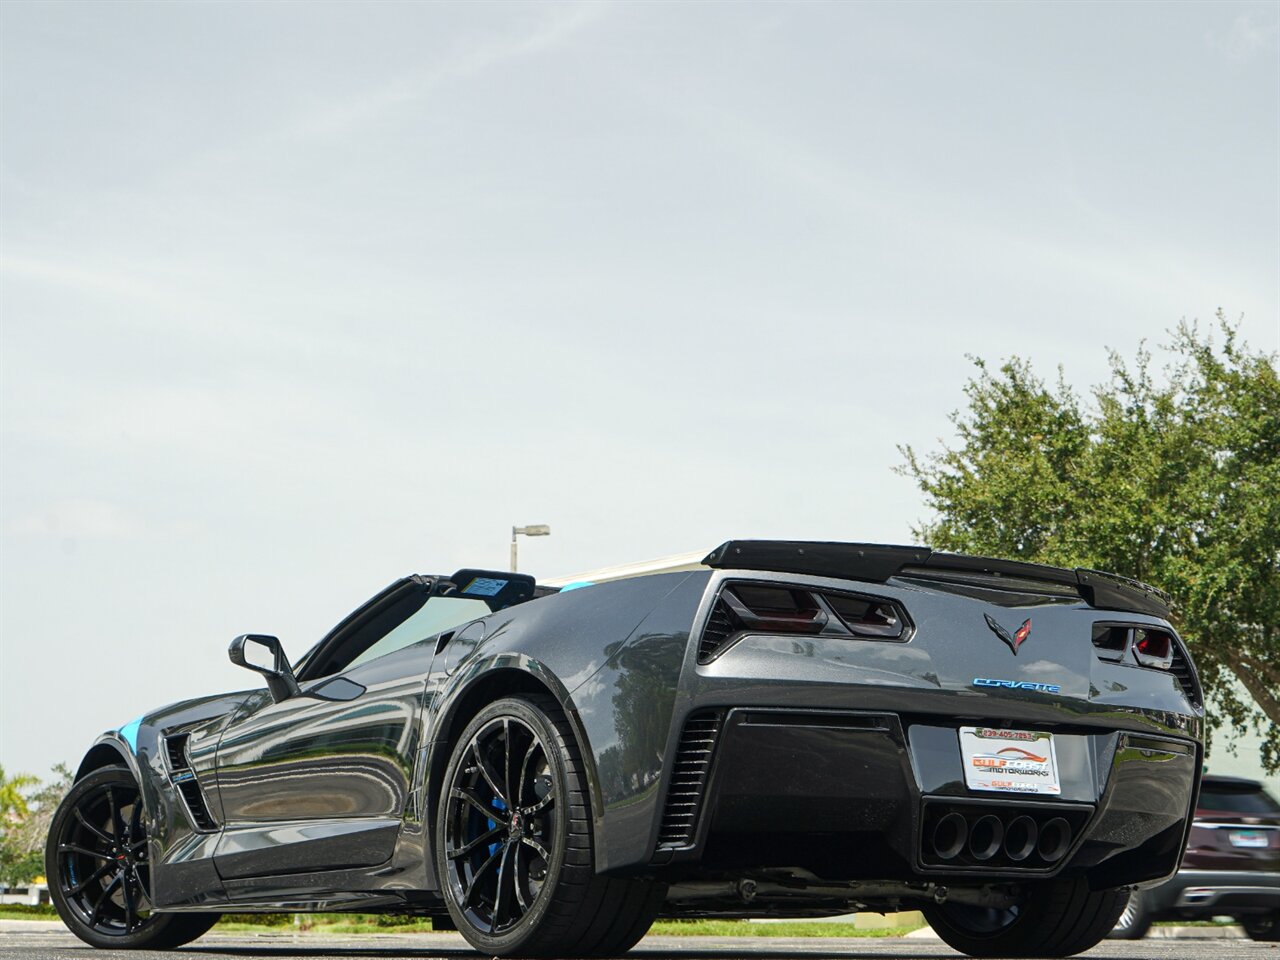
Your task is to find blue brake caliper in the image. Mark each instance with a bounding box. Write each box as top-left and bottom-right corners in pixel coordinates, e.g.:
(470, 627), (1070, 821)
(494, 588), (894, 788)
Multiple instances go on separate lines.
(489, 798), (505, 855)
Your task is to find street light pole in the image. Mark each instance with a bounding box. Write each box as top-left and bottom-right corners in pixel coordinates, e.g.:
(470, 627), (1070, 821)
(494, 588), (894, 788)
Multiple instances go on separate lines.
(510, 524), (551, 572)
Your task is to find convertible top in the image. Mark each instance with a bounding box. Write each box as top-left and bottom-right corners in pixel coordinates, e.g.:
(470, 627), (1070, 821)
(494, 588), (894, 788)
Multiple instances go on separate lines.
(702, 539), (1172, 619)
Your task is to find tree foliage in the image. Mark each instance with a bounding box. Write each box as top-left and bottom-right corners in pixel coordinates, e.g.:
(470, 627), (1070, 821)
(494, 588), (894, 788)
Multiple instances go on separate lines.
(0, 764), (72, 885)
(899, 316), (1280, 771)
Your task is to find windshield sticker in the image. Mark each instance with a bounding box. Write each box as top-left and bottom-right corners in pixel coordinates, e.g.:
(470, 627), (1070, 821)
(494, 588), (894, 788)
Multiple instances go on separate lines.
(463, 577), (508, 597)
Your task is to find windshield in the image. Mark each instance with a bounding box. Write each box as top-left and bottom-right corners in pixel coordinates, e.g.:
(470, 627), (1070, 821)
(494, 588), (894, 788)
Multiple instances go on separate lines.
(1199, 785), (1280, 815)
(346, 596), (490, 671)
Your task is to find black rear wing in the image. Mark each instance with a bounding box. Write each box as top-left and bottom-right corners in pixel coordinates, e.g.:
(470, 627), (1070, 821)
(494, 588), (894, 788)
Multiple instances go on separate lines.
(702, 540), (1172, 619)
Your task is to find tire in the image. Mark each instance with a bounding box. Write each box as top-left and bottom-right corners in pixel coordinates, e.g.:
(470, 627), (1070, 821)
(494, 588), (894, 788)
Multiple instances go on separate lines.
(434, 694), (665, 957)
(1107, 888), (1152, 940)
(46, 766), (221, 949)
(1242, 911), (1280, 942)
(922, 876), (1128, 958)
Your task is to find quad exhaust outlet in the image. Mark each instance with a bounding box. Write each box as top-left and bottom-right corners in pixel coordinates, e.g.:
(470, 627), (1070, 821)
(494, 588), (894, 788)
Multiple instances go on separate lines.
(922, 803), (1089, 870)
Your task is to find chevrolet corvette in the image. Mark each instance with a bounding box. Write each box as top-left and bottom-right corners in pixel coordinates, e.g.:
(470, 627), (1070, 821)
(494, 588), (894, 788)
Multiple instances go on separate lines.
(46, 540), (1203, 958)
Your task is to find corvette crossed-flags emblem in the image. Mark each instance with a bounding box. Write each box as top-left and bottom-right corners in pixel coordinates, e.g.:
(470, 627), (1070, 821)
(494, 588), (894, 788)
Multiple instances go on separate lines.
(984, 613), (1033, 655)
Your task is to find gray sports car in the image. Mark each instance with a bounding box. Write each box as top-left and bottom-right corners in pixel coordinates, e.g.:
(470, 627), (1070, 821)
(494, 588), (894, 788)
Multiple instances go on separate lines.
(47, 540), (1203, 958)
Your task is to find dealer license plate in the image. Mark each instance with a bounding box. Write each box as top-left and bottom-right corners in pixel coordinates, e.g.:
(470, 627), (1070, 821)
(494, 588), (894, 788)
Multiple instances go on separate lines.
(959, 727), (1061, 796)
(1228, 830), (1269, 848)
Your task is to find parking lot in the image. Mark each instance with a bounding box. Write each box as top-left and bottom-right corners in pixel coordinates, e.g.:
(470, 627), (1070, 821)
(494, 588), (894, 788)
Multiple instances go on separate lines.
(0, 929), (1273, 960)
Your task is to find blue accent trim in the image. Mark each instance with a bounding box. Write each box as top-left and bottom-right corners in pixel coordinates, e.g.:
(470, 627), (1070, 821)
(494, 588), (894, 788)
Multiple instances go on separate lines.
(972, 678), (1061, 694)
(119, 718), (142, 751)
(559, 581), (595, 592)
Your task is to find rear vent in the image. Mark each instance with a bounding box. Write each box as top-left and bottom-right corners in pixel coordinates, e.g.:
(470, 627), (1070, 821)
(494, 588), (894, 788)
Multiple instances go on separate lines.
(698, 599), (738, 663)
(657, 712), (723, 848)
(1168, 643), (1201, 707)
(163, 734), (218, 831)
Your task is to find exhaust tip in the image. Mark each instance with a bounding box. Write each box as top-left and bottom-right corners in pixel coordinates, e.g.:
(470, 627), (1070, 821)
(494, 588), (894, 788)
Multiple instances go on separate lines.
(1037, 817), (1072, 862)
(1004, 815), (1038, 862)
(932, 812), (968, 860)
(968, 814), (1004, 861)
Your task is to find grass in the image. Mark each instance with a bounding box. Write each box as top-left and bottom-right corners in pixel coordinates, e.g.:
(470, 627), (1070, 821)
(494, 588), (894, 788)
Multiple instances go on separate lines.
(650, 921), (919, 938)
(2, 905), (924, 938)
(0, 905), (57, 920)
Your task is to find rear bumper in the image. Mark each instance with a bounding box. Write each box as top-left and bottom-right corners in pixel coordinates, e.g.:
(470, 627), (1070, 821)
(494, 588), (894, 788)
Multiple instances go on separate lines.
(1148, 870), (1280, 915)
(651, 706), (1199, 889)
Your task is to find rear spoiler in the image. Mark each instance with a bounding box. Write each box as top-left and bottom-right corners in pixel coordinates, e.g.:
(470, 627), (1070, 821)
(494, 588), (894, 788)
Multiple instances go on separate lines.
(702, 540), (1172, 619)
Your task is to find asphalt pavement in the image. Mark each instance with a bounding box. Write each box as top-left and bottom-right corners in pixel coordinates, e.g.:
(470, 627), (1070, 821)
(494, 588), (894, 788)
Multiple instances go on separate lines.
(0, 928), (1274, 960)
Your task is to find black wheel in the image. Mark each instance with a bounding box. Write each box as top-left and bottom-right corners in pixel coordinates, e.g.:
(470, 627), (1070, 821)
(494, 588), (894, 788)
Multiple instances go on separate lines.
(46, 766), (220, 949)
(435, 694), (664, 957)
(1242, 911), (1280, 941)
(1107, 888), (1151, 939)
(922, 877), (1128, 958)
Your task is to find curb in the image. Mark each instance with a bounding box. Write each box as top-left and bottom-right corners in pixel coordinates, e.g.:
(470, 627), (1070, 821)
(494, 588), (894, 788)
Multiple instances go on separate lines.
(1146, 925), (1246, 939)
(0, 921), (65, 932)
(907, 923), (1247, 941)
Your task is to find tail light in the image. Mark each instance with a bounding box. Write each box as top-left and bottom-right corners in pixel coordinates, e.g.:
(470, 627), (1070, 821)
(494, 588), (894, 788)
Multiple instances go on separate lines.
(1091, 623), (1197, 704)
(697, 582), (912, 663)
(1132, 628), (1174, 669)
(1091, 624), (1129, 662)
(719, 585), (828, 634)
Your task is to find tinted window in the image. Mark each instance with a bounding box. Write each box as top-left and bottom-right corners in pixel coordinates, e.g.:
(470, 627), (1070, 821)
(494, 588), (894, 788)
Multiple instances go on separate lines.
(346, 596), (489, 671)
(1199, 785), (1280, 815)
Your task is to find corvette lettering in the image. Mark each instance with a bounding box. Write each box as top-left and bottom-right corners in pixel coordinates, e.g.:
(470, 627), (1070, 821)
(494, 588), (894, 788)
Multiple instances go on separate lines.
(972, 677), (1061, 694)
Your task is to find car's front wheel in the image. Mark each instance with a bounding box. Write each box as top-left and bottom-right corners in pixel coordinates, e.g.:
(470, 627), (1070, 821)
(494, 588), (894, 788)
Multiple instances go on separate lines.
(435, 695), (664, 957)
(922, 877), (1128, 958)
(46, 766), (220, 949)
(1242, 911), (1280, 942)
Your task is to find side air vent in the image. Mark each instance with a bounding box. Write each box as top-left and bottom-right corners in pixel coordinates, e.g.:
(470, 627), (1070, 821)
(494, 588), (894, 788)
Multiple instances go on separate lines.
(697, 582), (912, 664)
(657, 712), (723, 848)
(164, 734), (190, 772)
(163, 734), (218, 832)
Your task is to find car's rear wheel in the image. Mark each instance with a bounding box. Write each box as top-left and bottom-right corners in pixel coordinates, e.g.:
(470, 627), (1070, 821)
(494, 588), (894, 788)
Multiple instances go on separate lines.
(46, 766), (220, 949)
(922, 877), (1127, 958)
(1242, 911), (1280, 941)
(1107, 888), (1151, 939)
(435, 694), (665, 957)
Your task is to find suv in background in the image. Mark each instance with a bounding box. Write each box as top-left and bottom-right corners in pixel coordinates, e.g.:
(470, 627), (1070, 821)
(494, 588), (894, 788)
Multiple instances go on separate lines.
(1112, 774), (1280, 940)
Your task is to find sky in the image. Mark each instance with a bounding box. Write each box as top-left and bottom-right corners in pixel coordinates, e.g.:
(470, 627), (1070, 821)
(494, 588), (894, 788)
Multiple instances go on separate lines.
(1, 1), (1277, 779)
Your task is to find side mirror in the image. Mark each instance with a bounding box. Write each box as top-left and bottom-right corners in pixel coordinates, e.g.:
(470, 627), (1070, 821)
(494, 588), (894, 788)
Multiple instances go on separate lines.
(229, 634), (301, 703)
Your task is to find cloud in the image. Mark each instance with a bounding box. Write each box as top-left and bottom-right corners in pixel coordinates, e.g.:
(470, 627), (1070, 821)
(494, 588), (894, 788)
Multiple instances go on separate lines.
(1209, 15), (1279, 63)
(281, 2), (610, 142)
(10, 498), (142, 539)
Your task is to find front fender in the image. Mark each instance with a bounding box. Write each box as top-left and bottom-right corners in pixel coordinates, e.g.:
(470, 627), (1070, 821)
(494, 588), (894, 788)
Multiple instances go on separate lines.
(76, 731), (143, 783)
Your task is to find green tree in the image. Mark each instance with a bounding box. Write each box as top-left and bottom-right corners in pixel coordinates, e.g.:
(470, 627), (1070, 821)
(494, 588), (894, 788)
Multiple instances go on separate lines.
(0, 766), (38, 821)
(0, 765), (72, 885)
(899, 316), (1280, 771)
